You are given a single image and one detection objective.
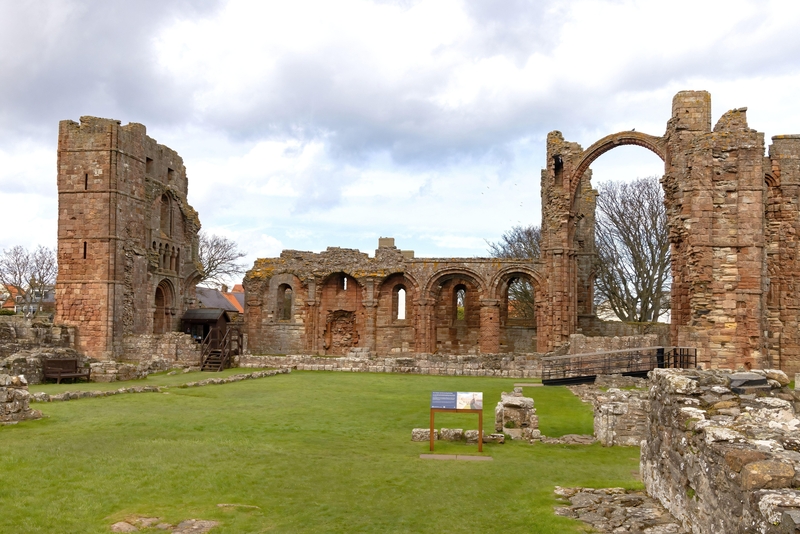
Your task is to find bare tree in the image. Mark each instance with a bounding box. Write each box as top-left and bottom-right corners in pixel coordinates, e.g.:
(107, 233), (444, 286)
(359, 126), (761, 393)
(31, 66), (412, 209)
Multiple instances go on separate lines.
(198, 232), (247, 289)
(486, 225), (541, 260)
(487, 225), (540, 319)
(594, 176), (671, 322)
(0, 245), (57, 315)
(0, 245), (30, 295)
(28, 246), (58, 312)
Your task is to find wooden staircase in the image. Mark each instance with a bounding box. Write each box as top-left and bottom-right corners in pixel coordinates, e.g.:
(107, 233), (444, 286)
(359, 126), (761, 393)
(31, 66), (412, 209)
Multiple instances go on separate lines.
(200, 325), (242, 372)
(201, 349), (226, 371)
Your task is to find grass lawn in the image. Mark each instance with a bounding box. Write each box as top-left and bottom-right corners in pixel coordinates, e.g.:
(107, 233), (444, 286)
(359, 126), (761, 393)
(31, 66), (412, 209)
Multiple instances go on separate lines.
(3, 371), (641, 533)
(27, 368), (254, 394)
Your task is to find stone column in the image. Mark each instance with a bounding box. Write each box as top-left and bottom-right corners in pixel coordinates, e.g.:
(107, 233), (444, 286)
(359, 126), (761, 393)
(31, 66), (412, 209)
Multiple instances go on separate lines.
(361, 277), (378, 353)
(479, 299), (500, 353)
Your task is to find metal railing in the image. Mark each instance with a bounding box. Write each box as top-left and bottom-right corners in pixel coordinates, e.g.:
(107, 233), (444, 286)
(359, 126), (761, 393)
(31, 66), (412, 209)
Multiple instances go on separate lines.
(541, 346), (697, 385)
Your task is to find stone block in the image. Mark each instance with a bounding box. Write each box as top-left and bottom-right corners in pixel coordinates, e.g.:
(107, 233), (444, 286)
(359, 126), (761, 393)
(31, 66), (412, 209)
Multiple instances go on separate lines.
(411, 428), (436, 442)
(439, 428), (464, 441)
(741, 461), (795, 490)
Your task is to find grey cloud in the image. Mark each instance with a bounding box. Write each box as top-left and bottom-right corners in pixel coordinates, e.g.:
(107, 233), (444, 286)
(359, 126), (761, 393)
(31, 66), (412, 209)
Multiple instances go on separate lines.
(0, 0), (223, 143)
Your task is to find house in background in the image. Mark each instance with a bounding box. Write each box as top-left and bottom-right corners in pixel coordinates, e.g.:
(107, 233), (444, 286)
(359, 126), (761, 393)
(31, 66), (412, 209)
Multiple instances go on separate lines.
(0, 285), (54, 316)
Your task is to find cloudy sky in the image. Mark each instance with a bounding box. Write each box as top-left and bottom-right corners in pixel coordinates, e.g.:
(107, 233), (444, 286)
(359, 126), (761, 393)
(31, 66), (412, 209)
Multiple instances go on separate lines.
(3, 0), (800, 277)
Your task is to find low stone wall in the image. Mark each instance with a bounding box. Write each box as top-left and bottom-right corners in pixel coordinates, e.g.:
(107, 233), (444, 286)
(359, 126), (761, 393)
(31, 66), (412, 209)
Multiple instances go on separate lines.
(89, 358), (182, 383)
(0, 317), (80, 384)
(411, 428), (505, 444)
(568, 375), (649, 447)
(592, 388), (648, 447)
(120, 332), (202, 365)
(0, 374), (41, 424)
(0, 317), (76, 359)
(568, 333), (662, 354)
(238, 352), (541, 377)
(31, 368), (291, 402)
(641, 368), (800, 534)
(1, 349), (83, 384)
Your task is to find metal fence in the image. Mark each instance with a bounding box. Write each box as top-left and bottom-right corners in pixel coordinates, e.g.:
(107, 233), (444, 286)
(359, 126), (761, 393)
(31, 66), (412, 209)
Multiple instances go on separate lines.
(541, 346), (697, 385)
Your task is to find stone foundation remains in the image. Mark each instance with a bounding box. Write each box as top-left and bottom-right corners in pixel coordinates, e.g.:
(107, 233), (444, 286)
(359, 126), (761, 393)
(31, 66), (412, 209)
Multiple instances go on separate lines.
(495, 386), (539, 440)
(641, 368), (800, 533)
(0, 374), (41, 424)
(567, 333), (662, 355)
(120, 333), (202, 365)
(411, 428), (505, 444)
(568, 375), (650, 447)
(239, 352), (541, 377)
(554, 486), (687, 533)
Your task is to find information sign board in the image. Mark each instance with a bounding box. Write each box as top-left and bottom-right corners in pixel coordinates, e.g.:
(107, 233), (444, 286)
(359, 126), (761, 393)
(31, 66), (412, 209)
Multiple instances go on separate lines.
(430, 391), (483, 410)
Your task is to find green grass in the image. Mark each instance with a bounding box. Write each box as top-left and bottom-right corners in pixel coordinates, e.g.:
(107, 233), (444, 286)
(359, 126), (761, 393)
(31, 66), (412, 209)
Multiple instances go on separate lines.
(28, 367), (253, 394)
(3, 371), (641, 533)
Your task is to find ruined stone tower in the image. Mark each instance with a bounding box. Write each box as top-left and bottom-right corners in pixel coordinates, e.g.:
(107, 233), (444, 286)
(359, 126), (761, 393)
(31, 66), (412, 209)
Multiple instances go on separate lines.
(540, 91), (800, 374)
(56, 117), (202, 360)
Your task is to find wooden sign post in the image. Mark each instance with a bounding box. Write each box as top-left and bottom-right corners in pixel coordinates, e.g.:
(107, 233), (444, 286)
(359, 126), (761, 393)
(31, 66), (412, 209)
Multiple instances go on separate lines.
(429, 392), (484, 452)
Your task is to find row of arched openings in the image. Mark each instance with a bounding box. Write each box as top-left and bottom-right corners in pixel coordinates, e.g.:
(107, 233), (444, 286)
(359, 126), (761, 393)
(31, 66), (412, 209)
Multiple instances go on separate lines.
(274, 275), (534, 324)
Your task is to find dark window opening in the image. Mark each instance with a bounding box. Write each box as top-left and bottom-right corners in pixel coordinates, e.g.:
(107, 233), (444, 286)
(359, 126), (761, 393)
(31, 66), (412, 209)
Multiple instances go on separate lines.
(167, 168), (175, 182)
(84, 173), (88, 190)
(146, 158), (154, 174)
(83, 241), (87, 259)
(554, 155), (564, 185)
(277, 284), (293, 321)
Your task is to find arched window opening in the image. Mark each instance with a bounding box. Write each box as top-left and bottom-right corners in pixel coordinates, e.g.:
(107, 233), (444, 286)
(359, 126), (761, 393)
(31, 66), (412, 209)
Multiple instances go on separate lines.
(454, 285), (466, 322)
(554, 155), (564, 185)
(342, 275), (348, 291)
(278, 284), (293, 321)
(393, 286), (407, 320)
(507, 277), (535, 319)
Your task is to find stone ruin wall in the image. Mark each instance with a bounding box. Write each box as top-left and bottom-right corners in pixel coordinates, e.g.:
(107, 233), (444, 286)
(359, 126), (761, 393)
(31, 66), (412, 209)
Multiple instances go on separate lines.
(542, 90), (800, 374)
(0, 374), (41, 424)
(0, 316), (80, 384)
(49, 92), (800, 377)
(243, 239), (548, 358)
(641, 368), (800, 533)
(238, 352), (541, 378)
(56, 116), (202, 362)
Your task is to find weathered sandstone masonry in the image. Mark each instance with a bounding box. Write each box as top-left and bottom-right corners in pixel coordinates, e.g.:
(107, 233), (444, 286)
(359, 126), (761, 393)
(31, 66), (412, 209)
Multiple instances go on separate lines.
(0, 317), (80, 384)
(543, 91), (800, 373)
(641, 368), (800, 533)
(54, 93), (800, 375)
(56, 116), (202, 361)
(569, 375), (650, 447)
(0, 374), (41, 424)
(239, 352), (541, 377)
(243, 239), (546, 356)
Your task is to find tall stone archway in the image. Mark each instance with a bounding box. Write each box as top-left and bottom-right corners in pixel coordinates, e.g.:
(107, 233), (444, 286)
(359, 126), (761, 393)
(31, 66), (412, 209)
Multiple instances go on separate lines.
(541, 91), (770, 370)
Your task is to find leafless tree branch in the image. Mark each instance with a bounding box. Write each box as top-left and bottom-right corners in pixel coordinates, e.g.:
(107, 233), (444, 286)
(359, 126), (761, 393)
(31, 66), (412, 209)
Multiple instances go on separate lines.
(198, 232), (247, 289)
(594, 176), (671, 322)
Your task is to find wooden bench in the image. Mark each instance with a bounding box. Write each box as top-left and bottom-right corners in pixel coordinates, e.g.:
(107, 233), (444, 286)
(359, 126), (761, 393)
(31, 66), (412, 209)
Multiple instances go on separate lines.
(42, 359), (91, 384)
